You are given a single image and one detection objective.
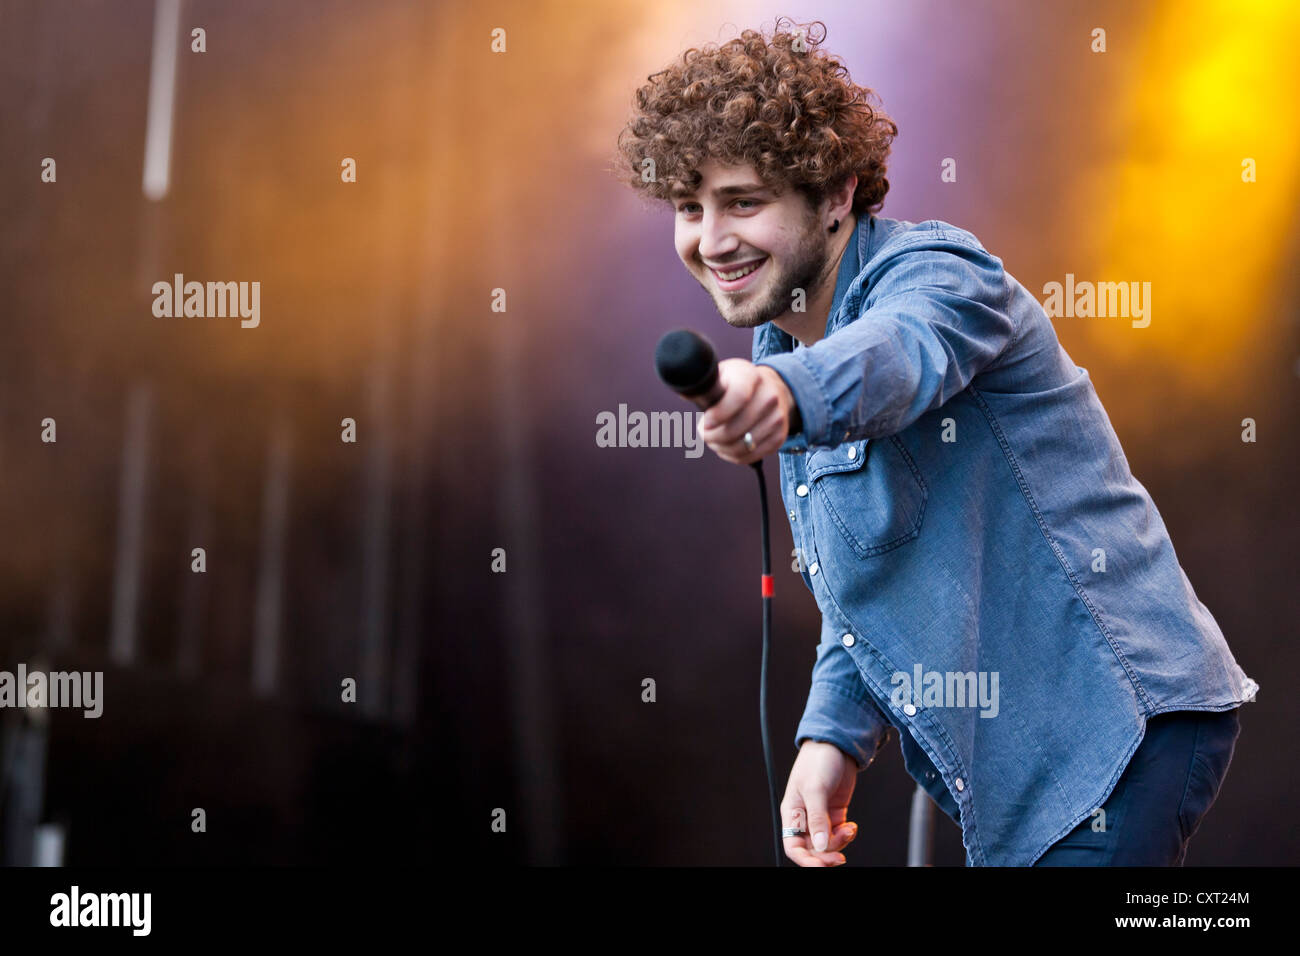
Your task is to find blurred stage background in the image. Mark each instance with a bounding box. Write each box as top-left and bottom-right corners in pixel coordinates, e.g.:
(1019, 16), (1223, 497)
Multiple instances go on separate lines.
(1, 0), (1296, 865)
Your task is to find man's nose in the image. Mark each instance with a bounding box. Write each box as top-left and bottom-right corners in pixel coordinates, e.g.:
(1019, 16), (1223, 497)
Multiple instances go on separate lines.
(697, 211), (739, 263)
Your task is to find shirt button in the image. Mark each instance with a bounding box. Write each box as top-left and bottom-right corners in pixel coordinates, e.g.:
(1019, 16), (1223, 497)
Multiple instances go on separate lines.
(903, 703), (917, 717)
(847, 446), (857, 460)
(796, 484), (809, 497)
(955, 778), (965, 792)
(808, 562), (819, 575)
(926, 771), (936, 781)
(841, 633), (855, 647)
(788, 510), (796, 521)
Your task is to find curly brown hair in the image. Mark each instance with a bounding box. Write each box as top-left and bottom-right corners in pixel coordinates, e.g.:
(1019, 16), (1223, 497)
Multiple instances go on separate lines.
(613, 17), (898, 218)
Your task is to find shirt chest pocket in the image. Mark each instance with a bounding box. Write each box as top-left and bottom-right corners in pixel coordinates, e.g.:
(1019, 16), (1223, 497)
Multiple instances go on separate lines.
(805, 436), (928, 558)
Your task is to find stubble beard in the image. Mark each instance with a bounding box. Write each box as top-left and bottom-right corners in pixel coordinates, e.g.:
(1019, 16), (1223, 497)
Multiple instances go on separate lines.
(709, 216), (830, 330)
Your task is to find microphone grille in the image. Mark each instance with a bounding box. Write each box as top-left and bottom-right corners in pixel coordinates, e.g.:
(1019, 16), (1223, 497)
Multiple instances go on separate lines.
(654, 329), (717, 392)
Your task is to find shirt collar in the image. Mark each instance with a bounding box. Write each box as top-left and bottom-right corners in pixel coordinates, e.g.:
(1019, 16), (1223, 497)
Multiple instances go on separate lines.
(824, 213), (865, 337)
(775, 212), (867, 354)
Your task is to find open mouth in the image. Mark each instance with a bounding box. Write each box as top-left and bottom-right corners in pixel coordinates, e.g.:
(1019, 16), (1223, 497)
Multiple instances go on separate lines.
(710, 257), (767, 292)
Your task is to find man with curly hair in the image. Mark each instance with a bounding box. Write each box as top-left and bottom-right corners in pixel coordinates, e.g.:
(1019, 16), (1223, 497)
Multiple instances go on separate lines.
(614, 19), (1259, 868)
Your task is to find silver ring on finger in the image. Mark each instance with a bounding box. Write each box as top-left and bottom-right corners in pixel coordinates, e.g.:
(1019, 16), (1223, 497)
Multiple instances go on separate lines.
(743, 431), (756, 452)
(782, 827), (806, 838)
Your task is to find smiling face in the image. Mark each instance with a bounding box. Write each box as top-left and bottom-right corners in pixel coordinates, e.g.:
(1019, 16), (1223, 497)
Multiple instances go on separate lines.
(672, 159), (841, 334)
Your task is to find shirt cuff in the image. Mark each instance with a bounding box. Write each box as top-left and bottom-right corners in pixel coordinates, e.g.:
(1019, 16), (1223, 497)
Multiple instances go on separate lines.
(795, 679), (890, 772)
(755, 352), (831, 448)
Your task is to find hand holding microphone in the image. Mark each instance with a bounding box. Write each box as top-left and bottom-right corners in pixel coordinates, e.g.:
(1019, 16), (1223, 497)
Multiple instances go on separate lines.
(697, 359), (796, 465)
(654, 329), (798, 466)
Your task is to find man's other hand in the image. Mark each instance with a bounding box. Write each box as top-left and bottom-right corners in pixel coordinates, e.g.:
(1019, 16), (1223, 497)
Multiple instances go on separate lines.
(781, 740), (860, 867)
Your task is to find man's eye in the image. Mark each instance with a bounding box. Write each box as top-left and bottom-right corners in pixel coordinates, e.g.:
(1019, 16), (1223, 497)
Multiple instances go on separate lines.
(676, 200), (759, 214)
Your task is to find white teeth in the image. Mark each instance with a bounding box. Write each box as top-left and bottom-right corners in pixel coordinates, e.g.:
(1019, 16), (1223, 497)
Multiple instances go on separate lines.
(717, 259), (764, 281)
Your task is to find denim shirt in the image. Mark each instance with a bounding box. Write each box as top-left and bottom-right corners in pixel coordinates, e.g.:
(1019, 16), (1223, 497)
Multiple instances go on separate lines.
(752, 213), (1259, 866)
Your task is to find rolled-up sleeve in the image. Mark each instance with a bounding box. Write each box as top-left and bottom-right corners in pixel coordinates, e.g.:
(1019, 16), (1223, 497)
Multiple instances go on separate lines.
(795, 638), (892, 772)
(756, 232), (1018, 446)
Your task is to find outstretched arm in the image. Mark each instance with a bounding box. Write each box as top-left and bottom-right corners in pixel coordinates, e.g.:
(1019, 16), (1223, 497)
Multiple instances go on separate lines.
(757, 232), (1018, 448)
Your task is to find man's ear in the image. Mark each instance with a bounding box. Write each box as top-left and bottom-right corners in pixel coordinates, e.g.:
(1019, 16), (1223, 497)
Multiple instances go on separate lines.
(832, 172), (858, 217)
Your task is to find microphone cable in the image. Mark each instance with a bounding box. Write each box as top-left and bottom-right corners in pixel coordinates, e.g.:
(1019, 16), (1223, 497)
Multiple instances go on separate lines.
(751, 458), (783, 867)
(654, 328), (783, 866)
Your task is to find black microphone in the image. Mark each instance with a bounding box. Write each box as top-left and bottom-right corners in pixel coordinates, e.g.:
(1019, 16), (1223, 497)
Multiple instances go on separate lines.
(657, 328), (801, 436)
(654, 328), (726, 411)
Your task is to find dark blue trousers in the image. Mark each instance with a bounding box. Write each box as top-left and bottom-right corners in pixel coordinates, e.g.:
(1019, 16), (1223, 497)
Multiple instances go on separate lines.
(1033, 708), (1241, 866)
